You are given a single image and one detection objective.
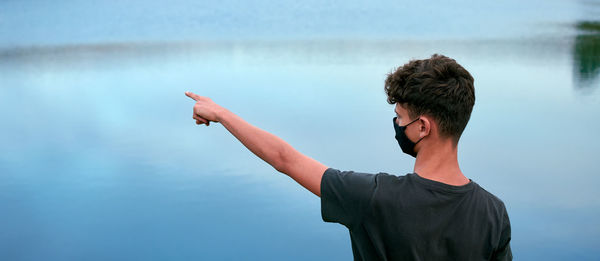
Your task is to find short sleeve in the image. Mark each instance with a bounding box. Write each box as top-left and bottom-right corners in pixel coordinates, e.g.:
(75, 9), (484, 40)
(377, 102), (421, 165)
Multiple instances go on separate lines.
(320, 168), (378, 227)
(492, 207), (512, 260)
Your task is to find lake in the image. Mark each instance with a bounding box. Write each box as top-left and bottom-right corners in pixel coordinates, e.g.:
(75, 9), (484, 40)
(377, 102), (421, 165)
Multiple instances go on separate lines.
(1, 0), (599, 260)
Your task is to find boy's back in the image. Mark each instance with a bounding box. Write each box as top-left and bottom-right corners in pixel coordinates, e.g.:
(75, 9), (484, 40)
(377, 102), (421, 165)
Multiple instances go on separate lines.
(321, 168), (512, 260)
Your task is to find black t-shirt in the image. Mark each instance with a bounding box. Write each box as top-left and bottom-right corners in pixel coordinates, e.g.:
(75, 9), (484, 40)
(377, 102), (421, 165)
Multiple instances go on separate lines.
(320, 168), (512, 261)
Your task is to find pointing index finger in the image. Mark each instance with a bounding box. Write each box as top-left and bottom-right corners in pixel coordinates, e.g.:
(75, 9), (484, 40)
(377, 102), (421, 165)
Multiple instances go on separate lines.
(185, 91), (201, 101)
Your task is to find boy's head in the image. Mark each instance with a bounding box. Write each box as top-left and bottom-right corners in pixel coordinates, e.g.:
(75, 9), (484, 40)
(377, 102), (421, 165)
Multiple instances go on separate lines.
(385, 54), (475, 145)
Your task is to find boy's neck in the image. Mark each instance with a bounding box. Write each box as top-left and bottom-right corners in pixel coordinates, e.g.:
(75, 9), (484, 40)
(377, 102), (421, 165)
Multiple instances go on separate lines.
(413, 142), (470, 186)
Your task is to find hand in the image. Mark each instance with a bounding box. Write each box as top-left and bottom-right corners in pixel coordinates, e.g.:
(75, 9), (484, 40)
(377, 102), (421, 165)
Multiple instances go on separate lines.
(185, 91), (223, 126)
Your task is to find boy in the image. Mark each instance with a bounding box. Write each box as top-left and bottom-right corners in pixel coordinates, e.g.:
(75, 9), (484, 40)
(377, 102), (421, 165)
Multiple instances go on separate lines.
(185, 54), (511, 260)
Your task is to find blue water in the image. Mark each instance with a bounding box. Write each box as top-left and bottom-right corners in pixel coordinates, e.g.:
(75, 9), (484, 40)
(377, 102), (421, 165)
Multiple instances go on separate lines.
(1, 0), (600, 260)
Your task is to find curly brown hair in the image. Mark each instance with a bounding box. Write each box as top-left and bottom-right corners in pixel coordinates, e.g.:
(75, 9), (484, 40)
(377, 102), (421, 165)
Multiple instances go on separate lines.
(385, 54), (475, 144)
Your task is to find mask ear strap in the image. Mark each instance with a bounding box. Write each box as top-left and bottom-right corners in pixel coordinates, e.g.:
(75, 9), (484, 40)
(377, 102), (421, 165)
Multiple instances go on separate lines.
(414, 136), (425, 145)
(405, 117), (420, 127)
(412, 117), (425, 145)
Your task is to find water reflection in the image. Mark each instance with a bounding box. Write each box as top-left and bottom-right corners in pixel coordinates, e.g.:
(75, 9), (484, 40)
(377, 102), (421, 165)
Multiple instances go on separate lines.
(0, 37), (574, 71)
(573, 21), (600, 90)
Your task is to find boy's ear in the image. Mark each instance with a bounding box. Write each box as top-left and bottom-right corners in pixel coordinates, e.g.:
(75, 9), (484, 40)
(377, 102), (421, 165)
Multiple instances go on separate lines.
(419, 116), (432, 138)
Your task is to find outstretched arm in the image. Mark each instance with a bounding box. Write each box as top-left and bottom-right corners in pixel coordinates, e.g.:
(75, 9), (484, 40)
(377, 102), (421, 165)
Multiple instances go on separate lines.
(185, 92), (328, 197)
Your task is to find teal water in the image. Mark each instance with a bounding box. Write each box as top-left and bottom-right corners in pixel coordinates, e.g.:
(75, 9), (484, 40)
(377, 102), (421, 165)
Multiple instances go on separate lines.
(1, 0), (600, 260)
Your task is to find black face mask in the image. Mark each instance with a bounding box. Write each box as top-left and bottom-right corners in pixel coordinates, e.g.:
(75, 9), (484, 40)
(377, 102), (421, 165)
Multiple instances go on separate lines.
(393, 117), (424, 158)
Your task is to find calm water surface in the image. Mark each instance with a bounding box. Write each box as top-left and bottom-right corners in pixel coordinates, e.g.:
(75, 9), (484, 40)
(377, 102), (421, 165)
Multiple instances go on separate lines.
(1, 0), (600, 260)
